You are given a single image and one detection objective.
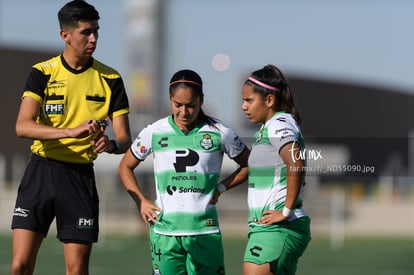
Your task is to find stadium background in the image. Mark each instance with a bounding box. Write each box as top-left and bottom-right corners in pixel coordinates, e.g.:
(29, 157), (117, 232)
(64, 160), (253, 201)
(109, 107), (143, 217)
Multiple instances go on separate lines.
(1, 1), (414, 274)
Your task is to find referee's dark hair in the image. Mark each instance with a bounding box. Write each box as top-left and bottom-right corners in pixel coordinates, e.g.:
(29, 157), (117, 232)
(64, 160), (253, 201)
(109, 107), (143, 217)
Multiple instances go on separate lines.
(58, 0), (100, 29)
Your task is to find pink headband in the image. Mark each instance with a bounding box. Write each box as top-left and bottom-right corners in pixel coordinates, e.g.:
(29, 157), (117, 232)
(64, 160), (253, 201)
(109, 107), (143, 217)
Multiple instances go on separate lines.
(247, 76), (280, 92)
(169, 80), (202, 87)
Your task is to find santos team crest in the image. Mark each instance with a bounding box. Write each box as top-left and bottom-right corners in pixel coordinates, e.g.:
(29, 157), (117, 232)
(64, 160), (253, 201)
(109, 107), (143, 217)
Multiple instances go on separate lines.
(200, 134), (213, 150)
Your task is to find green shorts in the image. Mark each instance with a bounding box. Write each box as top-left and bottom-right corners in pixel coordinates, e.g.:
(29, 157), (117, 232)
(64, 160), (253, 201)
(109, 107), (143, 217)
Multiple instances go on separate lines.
(243, 216), (311, 275)
(150, 227), (225, 275)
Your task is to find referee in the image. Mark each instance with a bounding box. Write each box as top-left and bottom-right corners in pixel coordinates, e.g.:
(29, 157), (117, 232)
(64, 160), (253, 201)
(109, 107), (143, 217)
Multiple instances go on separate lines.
(10, 1), (131, 274)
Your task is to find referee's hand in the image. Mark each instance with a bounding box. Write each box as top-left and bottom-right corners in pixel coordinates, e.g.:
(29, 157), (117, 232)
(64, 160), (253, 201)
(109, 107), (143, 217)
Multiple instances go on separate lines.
(69, 119), (102, 138)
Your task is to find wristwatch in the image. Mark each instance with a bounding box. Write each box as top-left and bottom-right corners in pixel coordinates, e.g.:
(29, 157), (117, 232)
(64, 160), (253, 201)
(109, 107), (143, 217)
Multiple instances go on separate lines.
(109, 139), (120, 154)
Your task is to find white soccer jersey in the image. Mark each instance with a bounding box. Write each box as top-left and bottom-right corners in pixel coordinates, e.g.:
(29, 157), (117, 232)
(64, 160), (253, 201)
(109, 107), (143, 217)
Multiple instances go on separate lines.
(130, 115), (246, 236)
(247, 112), (307, 226)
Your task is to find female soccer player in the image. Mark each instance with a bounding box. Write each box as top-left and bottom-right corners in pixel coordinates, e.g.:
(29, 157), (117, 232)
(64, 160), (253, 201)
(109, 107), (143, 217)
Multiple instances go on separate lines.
(241, 64), (311, 275)
(118, 69), (249, 275)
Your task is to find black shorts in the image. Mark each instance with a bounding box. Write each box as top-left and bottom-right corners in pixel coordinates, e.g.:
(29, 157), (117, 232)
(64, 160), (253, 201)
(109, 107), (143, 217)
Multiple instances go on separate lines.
(11, 154), (99, 242)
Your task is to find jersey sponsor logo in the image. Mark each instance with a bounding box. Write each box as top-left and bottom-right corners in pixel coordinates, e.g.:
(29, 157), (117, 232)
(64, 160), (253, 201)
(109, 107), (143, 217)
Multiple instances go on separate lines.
(158, 137), (169, 147)
(280, 133), (296, 142)
(136, 142), (147, 154)
(77, 217), (95, 229)
(249, 245), (263, 257)
(166, 149), (203, 196)
(45, 104), (64, 115)
(200, 133), (213, 150)
(13, 207), (30, 218)
(275, 127), (292, 135)
(179, 186), (205, 193)
(47, 79), (66, 89)
(166, 185), (177, 195)
(173, 149), (199, 172)
(171, 175), (197, 181)
(166, 185), (205, 196)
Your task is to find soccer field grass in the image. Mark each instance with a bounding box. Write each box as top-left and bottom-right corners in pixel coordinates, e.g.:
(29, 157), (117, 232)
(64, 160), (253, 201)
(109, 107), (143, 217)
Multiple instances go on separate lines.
(1, 234), (414, 274)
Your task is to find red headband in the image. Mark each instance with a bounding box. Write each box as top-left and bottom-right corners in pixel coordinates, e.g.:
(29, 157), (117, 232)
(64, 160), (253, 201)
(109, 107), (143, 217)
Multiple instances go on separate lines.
(247, 76), (280, 92)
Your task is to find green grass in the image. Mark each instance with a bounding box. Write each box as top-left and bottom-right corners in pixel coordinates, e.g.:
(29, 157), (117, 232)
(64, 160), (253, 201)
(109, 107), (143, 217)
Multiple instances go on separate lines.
(300, 237), (414, 275)
(1, 233), (414, 275)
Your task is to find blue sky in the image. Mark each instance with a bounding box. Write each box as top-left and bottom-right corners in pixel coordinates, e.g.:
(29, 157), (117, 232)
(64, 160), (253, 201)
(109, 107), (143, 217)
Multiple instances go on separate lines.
(163, 0), (414, 89)
(1, 0), (413, 125)
(164, 0), (414, 124)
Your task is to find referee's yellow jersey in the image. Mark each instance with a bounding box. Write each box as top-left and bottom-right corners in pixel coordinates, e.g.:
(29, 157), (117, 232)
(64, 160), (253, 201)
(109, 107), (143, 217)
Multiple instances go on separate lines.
(22, 55), (129, 164)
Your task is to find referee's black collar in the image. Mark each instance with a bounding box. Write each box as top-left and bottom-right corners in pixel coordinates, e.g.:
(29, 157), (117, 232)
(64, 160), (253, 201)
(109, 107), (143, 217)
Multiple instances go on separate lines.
(60, 55), (94, 74)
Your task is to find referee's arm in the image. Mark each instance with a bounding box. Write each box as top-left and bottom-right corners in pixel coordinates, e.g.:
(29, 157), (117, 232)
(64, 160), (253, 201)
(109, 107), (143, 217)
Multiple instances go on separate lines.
(109, 113), (131, 154)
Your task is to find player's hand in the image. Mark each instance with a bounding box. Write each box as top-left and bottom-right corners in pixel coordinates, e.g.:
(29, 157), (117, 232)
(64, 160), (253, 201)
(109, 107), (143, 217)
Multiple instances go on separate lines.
(258, 210), (288, 225)
(209, 189), (221, 205)
(140, 199), (162, 225)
